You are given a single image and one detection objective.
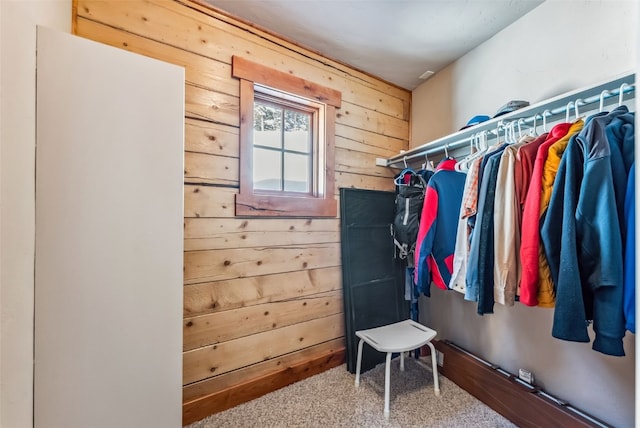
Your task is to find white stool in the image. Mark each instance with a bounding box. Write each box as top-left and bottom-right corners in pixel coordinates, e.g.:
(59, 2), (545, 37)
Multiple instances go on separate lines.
(354, 319), (440, 419)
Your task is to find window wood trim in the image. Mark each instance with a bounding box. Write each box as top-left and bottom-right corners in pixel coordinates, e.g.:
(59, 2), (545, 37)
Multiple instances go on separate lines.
(233, 56), (340, 218)
(232, 56), (342, 108)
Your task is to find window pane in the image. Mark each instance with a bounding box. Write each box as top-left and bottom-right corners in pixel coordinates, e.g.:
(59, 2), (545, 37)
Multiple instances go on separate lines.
(254, 101), (282, 149)
(254, 148), (282, 191)
(284, 110), (311, 153)
(284, 152), (310, 193)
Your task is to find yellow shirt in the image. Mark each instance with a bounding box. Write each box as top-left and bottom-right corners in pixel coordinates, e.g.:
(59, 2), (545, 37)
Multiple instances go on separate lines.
(537, 120), (584, 307)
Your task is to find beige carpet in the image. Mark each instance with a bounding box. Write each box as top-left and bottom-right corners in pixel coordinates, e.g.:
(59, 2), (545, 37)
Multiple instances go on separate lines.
(188, 356), (517, 428)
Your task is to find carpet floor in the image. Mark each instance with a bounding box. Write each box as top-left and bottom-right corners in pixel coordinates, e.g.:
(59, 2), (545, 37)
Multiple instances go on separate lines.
(187, 357), (517, 428)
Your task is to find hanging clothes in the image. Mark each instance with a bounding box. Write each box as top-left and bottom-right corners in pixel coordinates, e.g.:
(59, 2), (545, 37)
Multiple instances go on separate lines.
(392, 167), (434, 324)
(512, 132), (549, 299)
(536, 120), (584, 307)
(606, 107), (636, 228)
(518, 123), (572, 306)
(515, 132), (549, 217)
(450, 156), (485, 294)
(466, 144), (506, 245)
(465, 144), (507, 312)
(541, 106), (634, 357)
(414, 158), (466, 297)
(407, 85), (635, 358)
(493, 137), (532, 306)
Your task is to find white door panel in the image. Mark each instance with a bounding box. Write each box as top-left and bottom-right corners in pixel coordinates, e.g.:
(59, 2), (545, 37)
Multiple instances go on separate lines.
(35, 26), (184, 428)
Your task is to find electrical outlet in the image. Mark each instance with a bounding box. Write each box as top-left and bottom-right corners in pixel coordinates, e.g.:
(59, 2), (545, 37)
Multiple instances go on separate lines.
(436, 350), (444, 366)
(518, 368), (534, 384)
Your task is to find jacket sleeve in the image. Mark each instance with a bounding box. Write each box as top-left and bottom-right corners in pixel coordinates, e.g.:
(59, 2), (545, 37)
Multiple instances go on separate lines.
(414, 182), (439, 297)
(542, 142), (589, 343)
(577, 155), (625, 356)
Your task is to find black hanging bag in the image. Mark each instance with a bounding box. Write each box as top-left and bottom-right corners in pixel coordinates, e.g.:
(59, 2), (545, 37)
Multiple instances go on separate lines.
(391, 169), (431, 263)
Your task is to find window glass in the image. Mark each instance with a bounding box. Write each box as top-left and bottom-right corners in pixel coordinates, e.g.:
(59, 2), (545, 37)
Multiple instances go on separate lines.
(253, 147), (282, 191)
(284, 110), (311, 153)
(284, 152), (311, 193)
(254, 101), (282, 149)
(253, 96), (313, 195)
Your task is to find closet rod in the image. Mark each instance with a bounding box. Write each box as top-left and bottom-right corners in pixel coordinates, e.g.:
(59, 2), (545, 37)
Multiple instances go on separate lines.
(383, 72), (636, 168)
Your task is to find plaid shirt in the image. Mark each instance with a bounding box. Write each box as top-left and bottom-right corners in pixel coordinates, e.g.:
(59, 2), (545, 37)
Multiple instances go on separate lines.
(461, 156), (484, 219)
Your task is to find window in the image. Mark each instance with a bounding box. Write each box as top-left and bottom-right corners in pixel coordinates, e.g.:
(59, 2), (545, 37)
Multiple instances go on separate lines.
(253, 89), (318, 194)
(232, 56), (341, 217)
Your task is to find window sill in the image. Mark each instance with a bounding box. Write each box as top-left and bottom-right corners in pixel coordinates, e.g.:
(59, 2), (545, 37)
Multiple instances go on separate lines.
(235, 192), (337, 217)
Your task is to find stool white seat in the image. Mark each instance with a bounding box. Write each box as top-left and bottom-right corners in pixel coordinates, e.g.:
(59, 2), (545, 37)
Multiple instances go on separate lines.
(354, 319), (440, 419)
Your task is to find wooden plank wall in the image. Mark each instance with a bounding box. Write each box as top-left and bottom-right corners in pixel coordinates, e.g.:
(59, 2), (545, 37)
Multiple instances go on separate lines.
(73, 0), (410, 423)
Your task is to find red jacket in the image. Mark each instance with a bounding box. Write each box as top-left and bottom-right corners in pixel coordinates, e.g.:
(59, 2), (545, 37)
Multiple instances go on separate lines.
(518, 123), (571, 306)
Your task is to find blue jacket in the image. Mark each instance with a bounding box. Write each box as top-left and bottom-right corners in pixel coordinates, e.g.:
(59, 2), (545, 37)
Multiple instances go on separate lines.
(414, 159), (466, 297)
(541, 106), (634, 356)
(624, 163), (635, 334)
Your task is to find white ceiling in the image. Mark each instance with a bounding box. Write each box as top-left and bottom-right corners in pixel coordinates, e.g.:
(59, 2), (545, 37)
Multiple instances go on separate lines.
(204, 0), (544, 90)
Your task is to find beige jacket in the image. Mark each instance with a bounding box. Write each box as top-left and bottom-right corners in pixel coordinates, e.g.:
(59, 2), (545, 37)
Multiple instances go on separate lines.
(493, 139), (532, 305)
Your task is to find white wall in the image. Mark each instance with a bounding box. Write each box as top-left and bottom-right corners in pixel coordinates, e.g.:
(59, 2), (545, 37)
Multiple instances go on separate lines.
(412, 0), (637, 145)
(0, 2), (71, 427)
(413, 1), (638, 426)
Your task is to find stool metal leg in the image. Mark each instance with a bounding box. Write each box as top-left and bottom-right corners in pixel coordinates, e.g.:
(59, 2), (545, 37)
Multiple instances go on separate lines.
(384, 352), (392, 420)
(355, 339), (365, 387)
(400, 351), (405, 371)
(426, 342), (441, 396)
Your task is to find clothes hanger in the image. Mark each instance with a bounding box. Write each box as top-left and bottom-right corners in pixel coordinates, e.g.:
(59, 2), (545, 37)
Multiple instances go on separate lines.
(517, 119), (525, 139)
(565, 101), (575, 123)
(505, 121), (512, 144)
(421, 152), (435, 171)
(502, 121), (512, 144)
(529, 114), (539, 137)
(495, 121), (503, 144)
(599, 90), (610, 112)
(507, 121), (517, 144)
(455, 136), (473, 171)
(574, 99), (585, 120)
(481, 130), (489, 150)
(394, 168), (416, 186)
(618, 83), (630, 106)
(393, 156), (416, 186)
(457, 132), (488, 172)
(542, 109), (550, 132)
